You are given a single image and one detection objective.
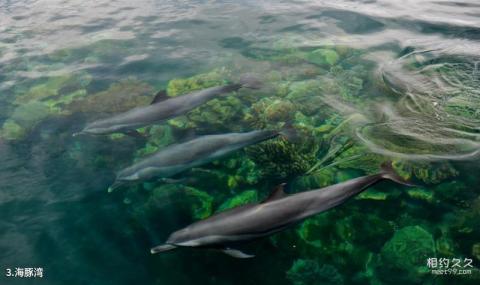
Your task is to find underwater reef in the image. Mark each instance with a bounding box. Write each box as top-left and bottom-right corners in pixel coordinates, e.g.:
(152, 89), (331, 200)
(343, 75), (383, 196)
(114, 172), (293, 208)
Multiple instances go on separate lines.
(2, 39), (479, 285)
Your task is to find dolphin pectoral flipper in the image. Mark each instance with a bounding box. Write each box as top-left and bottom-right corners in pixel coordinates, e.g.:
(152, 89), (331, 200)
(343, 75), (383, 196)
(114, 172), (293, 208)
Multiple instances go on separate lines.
(221, 248), (255, 259)
(150, 244), (177, 254)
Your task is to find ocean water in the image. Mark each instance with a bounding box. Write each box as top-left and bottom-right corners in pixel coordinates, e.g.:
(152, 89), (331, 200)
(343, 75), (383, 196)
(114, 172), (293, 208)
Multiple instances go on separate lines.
(1, 0), (480, 284)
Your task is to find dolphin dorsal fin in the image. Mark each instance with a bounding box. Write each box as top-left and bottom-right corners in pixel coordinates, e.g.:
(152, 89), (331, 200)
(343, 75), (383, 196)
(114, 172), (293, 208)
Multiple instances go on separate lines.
(151, 90), (169, 104)
(262, 183), (287, 203)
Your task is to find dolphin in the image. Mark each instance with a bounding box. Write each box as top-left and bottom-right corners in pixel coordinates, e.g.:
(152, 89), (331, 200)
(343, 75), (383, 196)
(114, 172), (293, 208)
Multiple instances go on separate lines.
(108, 128), (296, 192)
(74, 75), (261, 136)
(150, 163), (413, 258)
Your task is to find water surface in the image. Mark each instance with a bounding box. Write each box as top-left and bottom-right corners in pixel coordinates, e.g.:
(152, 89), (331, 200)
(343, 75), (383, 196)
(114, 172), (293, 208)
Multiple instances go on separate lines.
(1, 1), (480, 284)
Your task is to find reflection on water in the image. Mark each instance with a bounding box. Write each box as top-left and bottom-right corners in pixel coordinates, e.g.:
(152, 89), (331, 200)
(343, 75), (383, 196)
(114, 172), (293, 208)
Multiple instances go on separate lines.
(1, 0), (480, 284)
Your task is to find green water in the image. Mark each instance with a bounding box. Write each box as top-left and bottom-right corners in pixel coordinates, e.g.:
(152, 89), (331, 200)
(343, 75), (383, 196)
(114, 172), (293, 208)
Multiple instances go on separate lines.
(1, 0), (480, 284)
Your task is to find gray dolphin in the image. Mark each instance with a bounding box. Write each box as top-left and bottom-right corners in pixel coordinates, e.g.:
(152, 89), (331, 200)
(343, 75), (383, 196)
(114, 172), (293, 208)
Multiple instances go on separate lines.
(150, 163), (412, 258)
(75, 76), (261, 136)
(108, 128), (295, 192)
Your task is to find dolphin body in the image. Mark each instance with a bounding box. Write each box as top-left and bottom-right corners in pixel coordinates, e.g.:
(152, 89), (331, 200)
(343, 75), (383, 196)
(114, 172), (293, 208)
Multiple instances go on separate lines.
(108, 129), (293, 192)
(76, 77), (261, 136)
(150, 163), (412, 258)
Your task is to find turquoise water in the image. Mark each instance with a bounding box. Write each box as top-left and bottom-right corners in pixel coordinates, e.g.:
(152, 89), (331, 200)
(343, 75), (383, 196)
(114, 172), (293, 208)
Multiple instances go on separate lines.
(1, 0), (480, 284)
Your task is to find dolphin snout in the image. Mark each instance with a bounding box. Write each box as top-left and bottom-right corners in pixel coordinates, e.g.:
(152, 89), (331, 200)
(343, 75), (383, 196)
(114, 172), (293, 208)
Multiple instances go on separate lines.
(107, 180), (125, 193)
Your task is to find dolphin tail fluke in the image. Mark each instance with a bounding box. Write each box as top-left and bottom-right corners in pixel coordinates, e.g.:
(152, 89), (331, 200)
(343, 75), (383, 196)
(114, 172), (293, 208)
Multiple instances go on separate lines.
(150, 244), (177, 254)
(380, 162), (416, 187)
(279, 122), (300, 143)
(239, 73), (262, 89)
(221, 248), (255, 259)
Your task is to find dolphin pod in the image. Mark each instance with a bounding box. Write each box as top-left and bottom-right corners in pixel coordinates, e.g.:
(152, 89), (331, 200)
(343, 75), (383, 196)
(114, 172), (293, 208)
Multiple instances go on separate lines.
(150, 163), (413, 258)
(74, 74), (412, 258)
(75, 75), (261, 136)
(108, 128), (296, 192)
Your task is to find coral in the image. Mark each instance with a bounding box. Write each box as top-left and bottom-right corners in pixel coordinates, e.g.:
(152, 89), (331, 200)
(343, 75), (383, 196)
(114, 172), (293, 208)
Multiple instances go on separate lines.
(66, 78), (153, 114)
(15, 72), (92, 105)
(304, 48), (339, 67)
(183, 95), (245, 132)
(334, 214), (395, 253)
(448, 197), (480, 239)
(0, 120), (26, 140)
(292, 167), (336, 191)
(286, 80), (323, 102)
(182, 187), (214, 219)
(142, 184), (214, 220)
(433, 180), (469, 206)
(133, 125), (175, 159)
(234, 158), (262, 185)
(166, 69), (229, 97)
(356, 189), (389, 201)
(286, 259), (344, 285)
(375, 226), (435, 284)
(246, 137), (317, 181)
(1, 101), (53, 140)
(328, 65), (366, 102)
(244, 97), (296, 129)
(296, 213), (333, 249)
(216, 190), (258, 212)
(406, 187), (434, 203)
(473, 243), (480, 261)
(392, 160), (458, 184)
